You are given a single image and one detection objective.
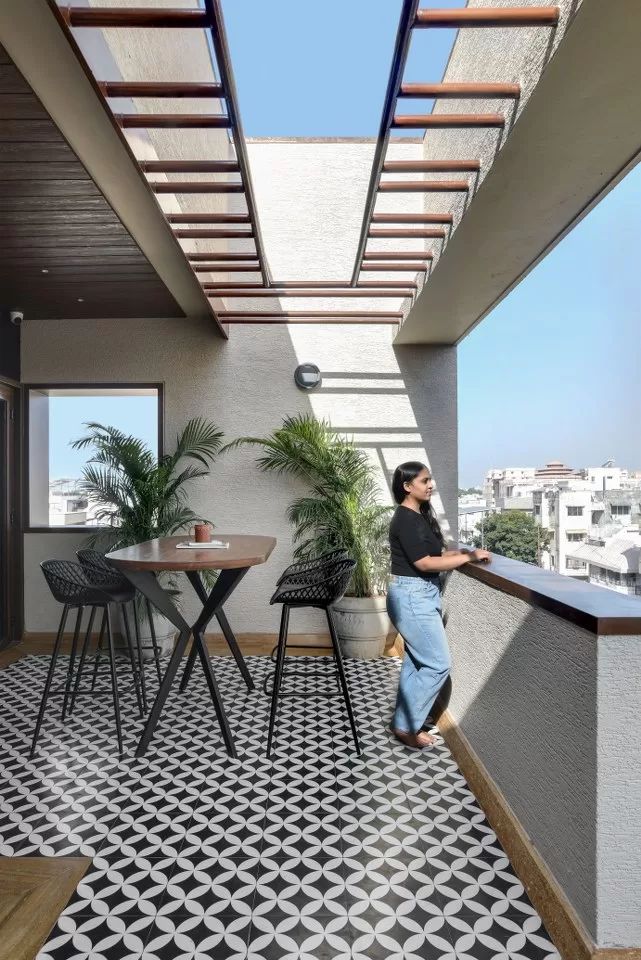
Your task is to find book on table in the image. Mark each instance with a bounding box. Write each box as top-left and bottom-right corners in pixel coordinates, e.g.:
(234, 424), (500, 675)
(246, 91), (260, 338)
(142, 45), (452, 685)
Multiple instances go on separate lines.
(176, 540), (229, 549)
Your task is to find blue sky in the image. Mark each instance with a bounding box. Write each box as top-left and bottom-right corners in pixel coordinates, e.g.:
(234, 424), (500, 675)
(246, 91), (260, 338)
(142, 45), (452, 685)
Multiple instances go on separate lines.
(49, 396), (158, 479)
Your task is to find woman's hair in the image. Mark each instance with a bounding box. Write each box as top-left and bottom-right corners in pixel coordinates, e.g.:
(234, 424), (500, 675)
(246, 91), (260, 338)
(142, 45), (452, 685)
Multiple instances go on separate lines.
(391, 461), (446, 548)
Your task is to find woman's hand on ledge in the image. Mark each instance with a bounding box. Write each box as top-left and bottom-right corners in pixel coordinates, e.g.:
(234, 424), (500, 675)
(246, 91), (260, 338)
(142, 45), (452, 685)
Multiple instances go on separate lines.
(467, 548), (491, 564)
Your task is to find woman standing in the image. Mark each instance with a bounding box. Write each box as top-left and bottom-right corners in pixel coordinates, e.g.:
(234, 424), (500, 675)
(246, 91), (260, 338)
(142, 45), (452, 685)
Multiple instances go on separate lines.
(388, 461), (490, 749)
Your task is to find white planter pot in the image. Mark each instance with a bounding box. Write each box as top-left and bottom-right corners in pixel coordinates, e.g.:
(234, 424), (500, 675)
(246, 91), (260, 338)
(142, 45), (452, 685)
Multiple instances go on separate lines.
(118, 607), (177, 659)
(331, 595), (391, 660)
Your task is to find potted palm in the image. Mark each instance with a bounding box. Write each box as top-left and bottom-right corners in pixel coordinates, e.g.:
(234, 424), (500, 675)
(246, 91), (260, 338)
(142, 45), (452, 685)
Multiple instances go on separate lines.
(72, 418), (224, 654)
(227, 414), (392, 658)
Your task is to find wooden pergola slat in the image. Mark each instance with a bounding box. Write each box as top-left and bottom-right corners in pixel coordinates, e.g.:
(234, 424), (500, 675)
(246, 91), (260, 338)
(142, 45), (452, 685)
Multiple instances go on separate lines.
(140, 160), (239, 173)
(378, 179), (469, 192)
(360, 263), (429, 272)
(399, 82), (520, 98)
(392, 113), (504, 129)
(414, 7), (560, 28)
(151, 182), (244, 194)
(174, 228), (253, 238)
(363, 251), (434, 260)
(166, 213), (250, 224)
(116, 113), (231, 128)
(372, 213), (453, 224)
(220, 316), (401, 325)
(62, 7), (211, 28)
(206, 288), (415, 298)
(189, 252), (259, 261)
(368, 228), (445, 239)
(101, 81), (224, 99)
(192, 264), (260, 273)
(382, 159), (480, 173)
(218, 311), (403, 323)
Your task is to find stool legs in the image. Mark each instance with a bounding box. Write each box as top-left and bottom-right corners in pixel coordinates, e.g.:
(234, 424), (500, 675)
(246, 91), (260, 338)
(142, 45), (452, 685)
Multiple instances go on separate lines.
(122, 604), (144, 718)
(132, 603), (148, 712)
(62, 606), (84, 721)
(326, 609), (361, 756)
(69, 605), (97, 714)
(266, 604), (290, 759)
(105, 604), (123, 754)
(90, 610), (107, 691)
(30, 604), (69, 758)
(146, 600), (163, 685)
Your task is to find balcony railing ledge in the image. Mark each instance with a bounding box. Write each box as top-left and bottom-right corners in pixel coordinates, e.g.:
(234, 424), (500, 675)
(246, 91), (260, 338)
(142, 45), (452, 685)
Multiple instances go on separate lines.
(455, 548), (641, 637)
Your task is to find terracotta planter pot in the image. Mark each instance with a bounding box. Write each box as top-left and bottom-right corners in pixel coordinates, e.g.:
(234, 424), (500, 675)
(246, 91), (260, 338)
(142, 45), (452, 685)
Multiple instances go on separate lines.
(331, 595), (391, 659)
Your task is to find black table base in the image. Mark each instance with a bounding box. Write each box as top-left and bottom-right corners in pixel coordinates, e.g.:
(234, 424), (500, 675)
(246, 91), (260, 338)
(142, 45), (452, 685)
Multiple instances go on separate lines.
(123, 566), (252, 757)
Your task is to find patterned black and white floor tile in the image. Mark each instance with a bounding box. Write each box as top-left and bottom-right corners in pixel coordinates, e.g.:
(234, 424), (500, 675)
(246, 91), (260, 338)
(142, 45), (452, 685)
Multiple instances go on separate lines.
(0, 653), (561, 959)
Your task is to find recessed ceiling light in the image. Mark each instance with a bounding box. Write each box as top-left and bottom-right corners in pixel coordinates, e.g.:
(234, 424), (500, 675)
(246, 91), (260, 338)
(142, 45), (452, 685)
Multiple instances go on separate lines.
(41, 268), (49, 274)
(77, 297), (84, 302)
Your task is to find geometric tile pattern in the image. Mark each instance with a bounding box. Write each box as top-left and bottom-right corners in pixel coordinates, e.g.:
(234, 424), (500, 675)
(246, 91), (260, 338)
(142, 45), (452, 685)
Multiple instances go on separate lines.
(0, 654), (561, 959)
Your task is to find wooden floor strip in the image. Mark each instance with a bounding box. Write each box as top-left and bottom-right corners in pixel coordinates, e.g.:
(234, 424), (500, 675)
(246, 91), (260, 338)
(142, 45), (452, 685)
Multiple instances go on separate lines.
(0, 857), (91, 960)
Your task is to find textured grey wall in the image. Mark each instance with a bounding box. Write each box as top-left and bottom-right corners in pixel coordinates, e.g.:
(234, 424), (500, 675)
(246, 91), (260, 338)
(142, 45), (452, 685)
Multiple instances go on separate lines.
(442, 570), (598, 938)
(443, 570), (641, 947)
(596, 634), (641, 946)
(22, 316), (457, 634)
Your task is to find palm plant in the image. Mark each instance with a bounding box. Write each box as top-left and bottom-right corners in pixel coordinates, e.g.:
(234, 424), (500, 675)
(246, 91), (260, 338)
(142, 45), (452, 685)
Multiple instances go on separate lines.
(226, 414), (391, 597)
(72, 418), (224, 568)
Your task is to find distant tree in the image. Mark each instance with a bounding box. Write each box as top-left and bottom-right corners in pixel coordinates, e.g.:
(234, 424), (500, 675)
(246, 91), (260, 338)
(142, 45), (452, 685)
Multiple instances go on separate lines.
(458, 486), (483, 496)
(472, 511), (550, 565)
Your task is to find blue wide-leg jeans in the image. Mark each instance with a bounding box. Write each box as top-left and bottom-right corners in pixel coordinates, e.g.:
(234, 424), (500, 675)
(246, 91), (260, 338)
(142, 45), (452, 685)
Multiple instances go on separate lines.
(387, 575), (451, 734)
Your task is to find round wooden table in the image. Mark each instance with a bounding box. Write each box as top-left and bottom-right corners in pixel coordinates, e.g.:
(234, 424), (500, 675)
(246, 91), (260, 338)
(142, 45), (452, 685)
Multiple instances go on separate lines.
(107, 534), (276, 757)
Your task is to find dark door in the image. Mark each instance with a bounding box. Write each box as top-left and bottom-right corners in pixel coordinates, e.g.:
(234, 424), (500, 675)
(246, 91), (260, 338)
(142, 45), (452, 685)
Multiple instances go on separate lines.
(0, 381), (21, 648)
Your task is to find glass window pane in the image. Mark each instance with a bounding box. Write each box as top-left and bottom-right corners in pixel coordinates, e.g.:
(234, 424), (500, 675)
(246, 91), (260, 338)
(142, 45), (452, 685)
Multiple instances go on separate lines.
(27, 386), (160, 529)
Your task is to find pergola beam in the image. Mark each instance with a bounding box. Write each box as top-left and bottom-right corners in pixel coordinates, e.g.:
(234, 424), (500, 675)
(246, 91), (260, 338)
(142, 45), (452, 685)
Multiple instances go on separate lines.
(189, 252), (258, 261)
(192, 264), (260, 273)
(220, 315), (401, 325)
(368, 228), (445, 238)
(116, 113), (230, 128)
(219, 311), (403, 319)
(382, 159), (480, 173)
(363, 251), (434, 260)
(166, 213), (250, 224)
(392, 113), (504, 129)
(174, 228), (253, 238)
(61, 7), (210, 28)
(206, 288), (415, 298)
(360, 263), (429, 272)
(140, 160), (239, 173)
(414, 7), (560, 28)
(378, 180), (469, 192)
(372, 213), (453, 223)
(399, 82), (520, 98)
(151, 182), (244, 194)
(101, 81), (224, 98)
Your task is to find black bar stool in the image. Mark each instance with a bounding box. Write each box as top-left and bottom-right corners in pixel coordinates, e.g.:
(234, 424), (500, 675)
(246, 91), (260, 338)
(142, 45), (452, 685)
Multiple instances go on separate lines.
(77, 549), (164, 702)
(275, 548), (348, 587)
(31, 560), (145, 756)
(269, 549), (349, 659)
(266, 556), (361, 758)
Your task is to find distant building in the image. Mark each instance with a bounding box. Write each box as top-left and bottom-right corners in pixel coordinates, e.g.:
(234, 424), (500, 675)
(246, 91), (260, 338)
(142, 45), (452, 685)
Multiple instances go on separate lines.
(567, 527), (641, 596)
(534, 459), (575, 482)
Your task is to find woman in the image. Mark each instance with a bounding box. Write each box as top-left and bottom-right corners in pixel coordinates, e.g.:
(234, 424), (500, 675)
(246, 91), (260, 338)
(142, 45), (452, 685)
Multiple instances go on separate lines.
(388, 461), (490, 749)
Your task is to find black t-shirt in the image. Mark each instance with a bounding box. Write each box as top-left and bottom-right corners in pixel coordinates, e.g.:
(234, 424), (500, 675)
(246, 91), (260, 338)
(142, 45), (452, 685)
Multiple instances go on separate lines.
(389, 505), (443, 584)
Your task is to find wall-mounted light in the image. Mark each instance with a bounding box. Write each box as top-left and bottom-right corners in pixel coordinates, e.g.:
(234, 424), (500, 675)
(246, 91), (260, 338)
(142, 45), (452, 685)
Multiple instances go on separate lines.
(294, 363), (322, 391)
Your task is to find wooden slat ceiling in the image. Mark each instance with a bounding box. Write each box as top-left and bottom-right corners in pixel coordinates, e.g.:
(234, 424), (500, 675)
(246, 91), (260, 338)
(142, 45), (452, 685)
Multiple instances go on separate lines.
(0, 43), (184, 322)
